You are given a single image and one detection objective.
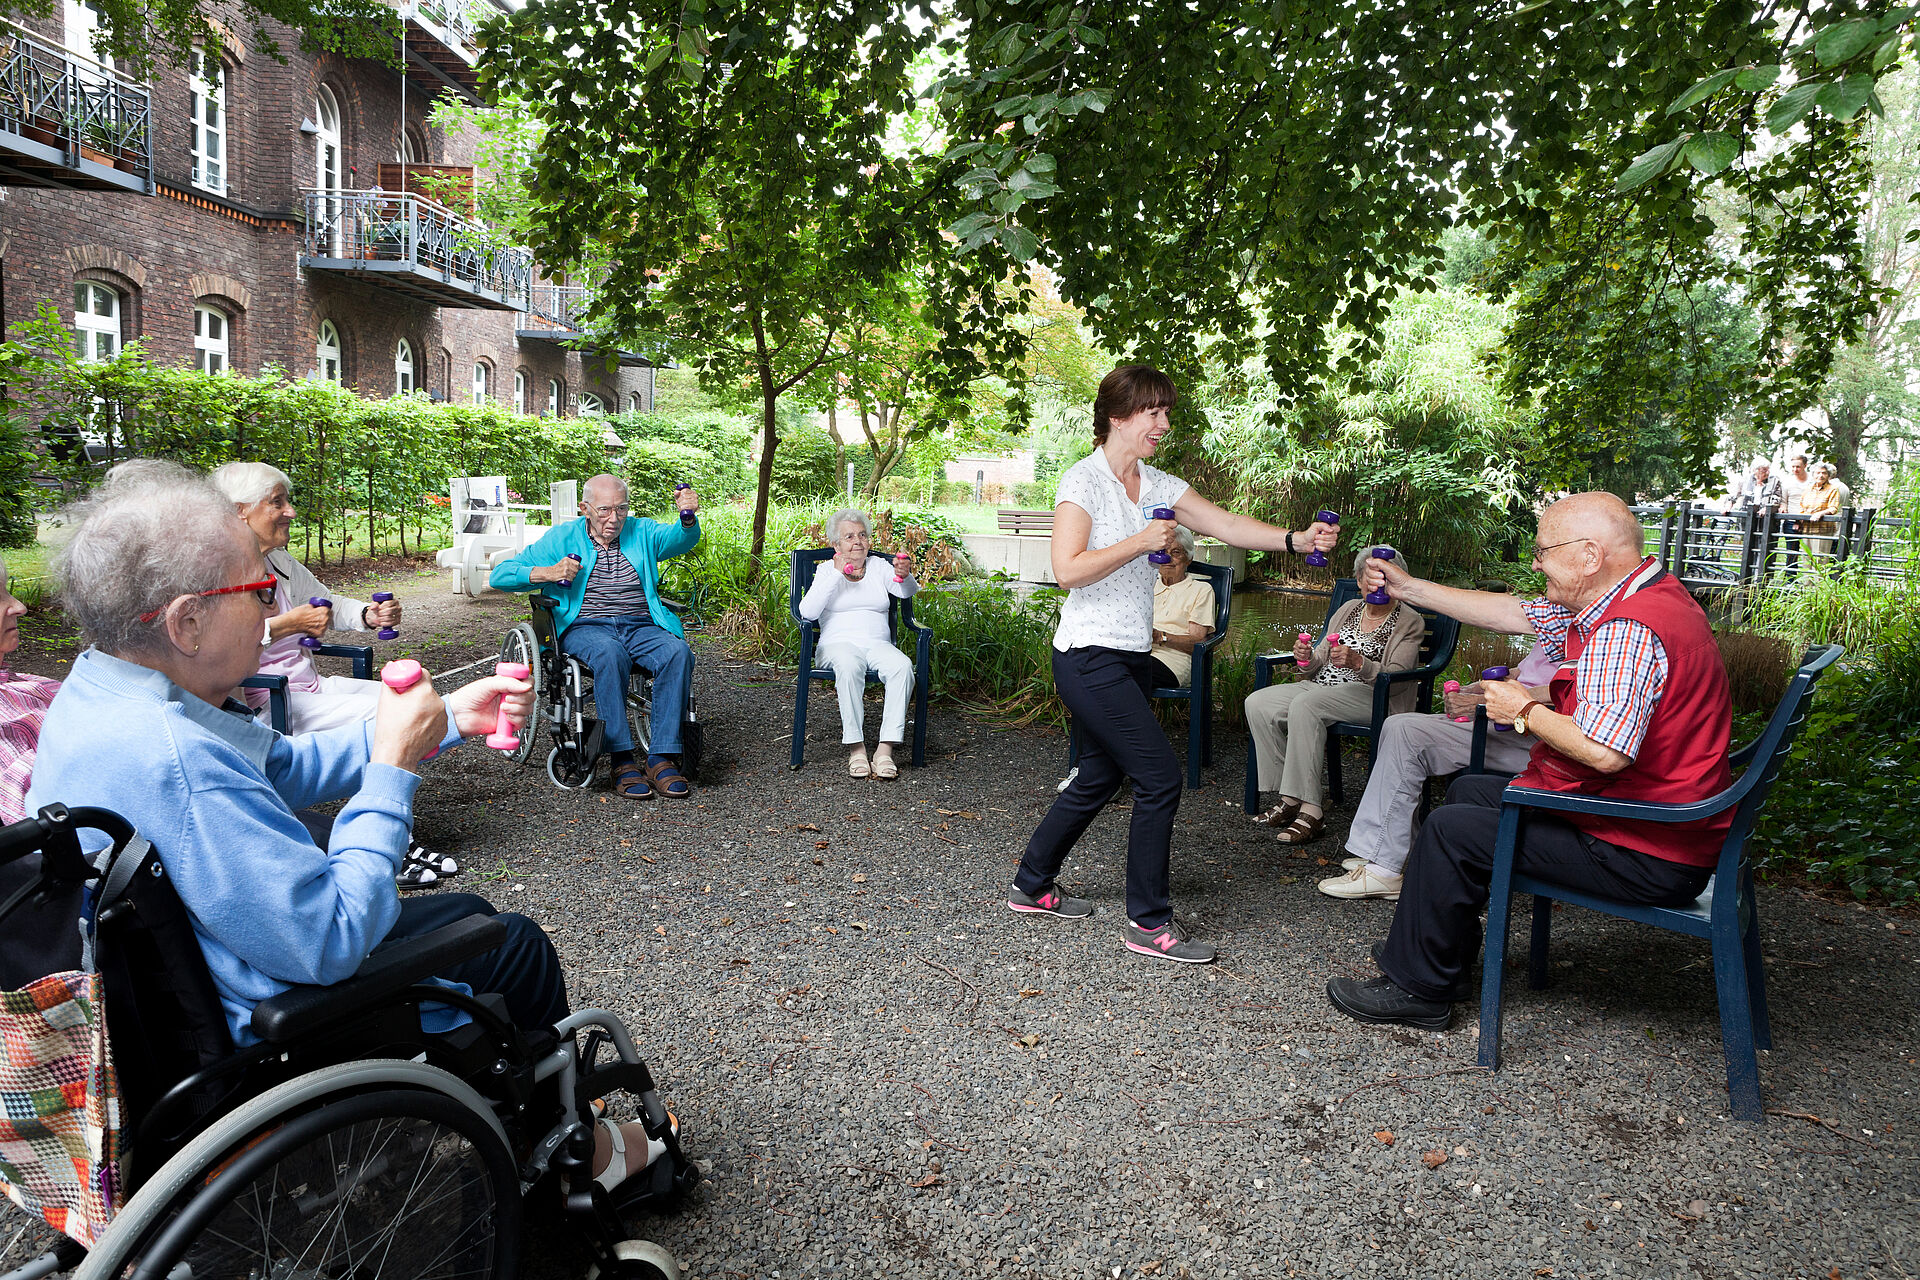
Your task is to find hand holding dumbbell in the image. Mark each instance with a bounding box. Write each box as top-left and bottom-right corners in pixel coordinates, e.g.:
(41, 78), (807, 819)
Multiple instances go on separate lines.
(1146, 508), (1178, 564)
(380, 658), (441, 762)
(1293, 630), (1314, 668)
(674, 481), (697, 527)
(557, 553), (582, 588)
(485, 662), (532, 750)
(370, 591), (399, 640)
(1305, 511), (1338, 567)
(892, 552), (910, 583)
(1482, 666), (1517, 731)
(1364, 548), (1397, 604)
(299, 597), (331, 649)
(1443, 679), (1472, 722)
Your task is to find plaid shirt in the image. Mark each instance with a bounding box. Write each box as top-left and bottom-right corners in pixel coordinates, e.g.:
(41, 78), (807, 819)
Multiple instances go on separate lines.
(0, 668), (60, 825)
(1521, 558), (1669, 760)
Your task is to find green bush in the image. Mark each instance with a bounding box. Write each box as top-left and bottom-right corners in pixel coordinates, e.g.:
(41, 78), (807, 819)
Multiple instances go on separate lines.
(622, 438), (737, 513)
(609, 411), (753, 499)
(772, 421), (872, 502)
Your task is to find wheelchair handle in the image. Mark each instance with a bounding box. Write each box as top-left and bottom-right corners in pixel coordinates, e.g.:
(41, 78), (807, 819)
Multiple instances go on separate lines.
(371, 591), (399, 640)
(300, 597), (331, 648)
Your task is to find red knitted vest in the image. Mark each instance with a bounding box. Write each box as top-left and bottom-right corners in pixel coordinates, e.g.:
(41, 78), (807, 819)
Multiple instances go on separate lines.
(1512, 561), (1732, 868)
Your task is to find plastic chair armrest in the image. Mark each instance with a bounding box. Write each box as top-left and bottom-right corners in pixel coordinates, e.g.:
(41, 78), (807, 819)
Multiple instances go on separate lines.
(313, 643), (373, 680)
(250, 914), (509, 1044)
(1497, 779), (1747, 824)
(1253, 652), (1286, 690)
(1729, 738), (1759, 769)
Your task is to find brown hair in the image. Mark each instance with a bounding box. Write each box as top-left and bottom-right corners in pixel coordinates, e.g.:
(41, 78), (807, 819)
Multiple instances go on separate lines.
(1092, 364), (1177, 443)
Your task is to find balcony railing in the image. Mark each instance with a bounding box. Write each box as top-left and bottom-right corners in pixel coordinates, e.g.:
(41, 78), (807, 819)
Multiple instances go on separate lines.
(516, 284), (663, 368)
(300, 190), (533, 312)
(0, 21), (153, 193)
(402, 0), (485, 103)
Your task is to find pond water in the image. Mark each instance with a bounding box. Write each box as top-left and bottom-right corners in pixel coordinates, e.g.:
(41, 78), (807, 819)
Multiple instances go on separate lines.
(1230, 586), (1534, 675)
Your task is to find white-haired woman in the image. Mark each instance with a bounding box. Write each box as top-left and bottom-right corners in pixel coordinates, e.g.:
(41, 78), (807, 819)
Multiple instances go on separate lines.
(797, 508), (919, 779)
(1149, 527), (1214, 688)
(1243, 545), (1426, 846)
(210, 460), (452, 887)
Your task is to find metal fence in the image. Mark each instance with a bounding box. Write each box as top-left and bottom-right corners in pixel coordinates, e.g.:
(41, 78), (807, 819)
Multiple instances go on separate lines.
(0, 21), (153, 188)
(299, 191), (534, 311)
(524, 283), (589, 332)
(1632, 503), (1911, 591)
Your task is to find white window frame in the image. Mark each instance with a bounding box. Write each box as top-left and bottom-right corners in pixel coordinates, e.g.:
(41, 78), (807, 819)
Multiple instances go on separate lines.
(627, 391), (643, 414)
(547, 378), (560, 417)
(513, 370), (526, 413)
(472, 361), (489, 404)
(63, 0), (102, 66)
(72, 282), (120, 362)
(314, 86), (342, 255)
(189, 49), (226, 195)
(395, 339), (415, 395)
(315, 320), (341, 383)
(193, 304), (229, 374)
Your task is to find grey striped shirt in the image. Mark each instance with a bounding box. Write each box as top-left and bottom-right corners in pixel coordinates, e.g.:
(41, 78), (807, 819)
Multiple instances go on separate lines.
(576, 545), (653, 620)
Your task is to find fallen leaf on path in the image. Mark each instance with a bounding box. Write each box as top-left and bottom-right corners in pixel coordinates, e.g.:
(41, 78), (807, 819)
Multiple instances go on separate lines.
(640, 855), (656, 864)
(815, 840), (831, 849)
(797, 823), (820, 832)
(1421, 1149), (1447, 1169)
(1373, 1130), (1395, 1146)
(1018, 988), (1042, 999)
(1017, 1033), (1042, 1048)
(852, 873), (868, 882)
(1140, 1263), (1163, 1276)
(936, 808), (980, 819)
(654, 925), (666, 936)
(851, 921), (868, 930)
(909, 1174), (942, 1189)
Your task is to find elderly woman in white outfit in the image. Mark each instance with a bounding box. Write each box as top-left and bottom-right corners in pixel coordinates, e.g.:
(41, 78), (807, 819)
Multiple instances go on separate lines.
(797, 509), (920, 780)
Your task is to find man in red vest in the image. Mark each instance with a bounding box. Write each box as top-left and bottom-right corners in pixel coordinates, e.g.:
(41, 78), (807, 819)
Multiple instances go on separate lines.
(1327, 493), (1732, 1030)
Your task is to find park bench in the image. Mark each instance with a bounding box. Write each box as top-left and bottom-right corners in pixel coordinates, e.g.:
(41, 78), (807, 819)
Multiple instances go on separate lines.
(996, 509), (1055, 535)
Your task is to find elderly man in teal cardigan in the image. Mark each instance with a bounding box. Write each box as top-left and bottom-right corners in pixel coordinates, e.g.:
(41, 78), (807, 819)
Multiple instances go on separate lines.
(490, 473), (700, 799)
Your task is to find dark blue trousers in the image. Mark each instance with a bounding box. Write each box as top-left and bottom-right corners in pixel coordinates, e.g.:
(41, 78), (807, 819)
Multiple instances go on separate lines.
(378, 892), (571, 1033)
(559, 617), (694, 754)
(1014, 646), (1183, 928)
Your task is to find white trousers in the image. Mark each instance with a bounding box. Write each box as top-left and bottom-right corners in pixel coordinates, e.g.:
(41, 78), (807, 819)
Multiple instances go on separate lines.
(1343, 711), (1537, 874)
(818, 640), (915, 745)
(268, 674), (384, 735)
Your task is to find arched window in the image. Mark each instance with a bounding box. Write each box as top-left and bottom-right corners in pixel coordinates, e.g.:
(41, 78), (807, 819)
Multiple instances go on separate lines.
(401, 127), (428, 164)
(627, 391), (644, 414)
(72, 282), (120, 361)
(315, 320), (341, 383)
(314, 86), (342, 253)
(513, 369), (526, 414)
(546, 378), (560, 417)
(394, 339), (415, 394)
(472, 361), (489, 404)
(193, 304), (229, 374)
(189, 48), (226, 194)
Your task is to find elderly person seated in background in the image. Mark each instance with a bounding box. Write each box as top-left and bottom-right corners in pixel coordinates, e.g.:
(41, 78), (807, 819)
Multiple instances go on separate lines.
(1149, 528), (1215, 688)
(25, 462), (673, 1191)
(210, 461), (454, 888)
(1318, 645), (1558, 901)
(1244, 545), (1425, 847)
(0, 555), (59, 824)
(798, 508), (921, 779)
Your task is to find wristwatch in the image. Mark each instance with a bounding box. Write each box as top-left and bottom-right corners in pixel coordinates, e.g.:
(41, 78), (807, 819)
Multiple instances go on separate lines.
(1513, 699), (1548, 735)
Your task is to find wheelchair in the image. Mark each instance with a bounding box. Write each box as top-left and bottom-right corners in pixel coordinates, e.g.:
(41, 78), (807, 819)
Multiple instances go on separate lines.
(499, 594), (704, 791)
(0, 805), (698, 1280)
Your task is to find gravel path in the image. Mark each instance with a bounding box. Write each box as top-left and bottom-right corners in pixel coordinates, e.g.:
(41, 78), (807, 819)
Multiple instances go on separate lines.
(4, 560), (1917, 1279)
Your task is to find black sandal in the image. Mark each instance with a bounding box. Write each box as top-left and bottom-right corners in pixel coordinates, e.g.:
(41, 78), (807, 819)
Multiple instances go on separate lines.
(1274, 814), (1326, 846)
(1251, 799), (1301, 828)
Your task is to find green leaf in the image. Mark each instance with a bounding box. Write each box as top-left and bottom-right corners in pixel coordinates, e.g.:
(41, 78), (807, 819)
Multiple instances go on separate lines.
(1872, 33), (1905, 72)
(1734, 64), (1782, 92)
(1815, 74), (1876, 121)
(1081, 88), (1111, 113)
(998, 224), (1039, 261)
(1682, 131), (1740, 174)
(1025, 152), (1057, 173)
(643, 42), (670, 71)
(992, 93), (1032, 116)
(1615, 137), (1686, 192)
(943, 140), (988, 161)
(1764, 82), (1821, 134)
(1667, 68), (1741, 115)
(947, 212), (994, 238)
(1815, 17), (1880, 67)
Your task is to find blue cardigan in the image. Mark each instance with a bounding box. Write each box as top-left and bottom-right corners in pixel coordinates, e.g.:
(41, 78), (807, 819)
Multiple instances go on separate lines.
(489, 515), (700, 636)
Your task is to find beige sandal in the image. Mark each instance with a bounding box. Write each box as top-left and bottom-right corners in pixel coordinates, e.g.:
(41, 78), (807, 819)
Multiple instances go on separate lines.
(848, 750), (871, 778)
(872, 753), (898, 780)
(1273, 813), (1326, 846)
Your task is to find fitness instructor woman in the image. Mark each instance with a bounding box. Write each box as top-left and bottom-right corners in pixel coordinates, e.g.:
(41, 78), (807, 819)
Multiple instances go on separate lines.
(1007, 365), (1339, 963)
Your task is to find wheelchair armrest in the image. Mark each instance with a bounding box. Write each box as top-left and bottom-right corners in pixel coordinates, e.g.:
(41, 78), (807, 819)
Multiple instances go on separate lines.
(250, 914), (509, 1044)
(314, 643), (374, 681)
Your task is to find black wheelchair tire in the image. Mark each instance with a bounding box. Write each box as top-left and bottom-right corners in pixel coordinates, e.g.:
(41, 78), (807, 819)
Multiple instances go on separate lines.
(499, 624), (543, 768)
(123, 1086), (521, 1280)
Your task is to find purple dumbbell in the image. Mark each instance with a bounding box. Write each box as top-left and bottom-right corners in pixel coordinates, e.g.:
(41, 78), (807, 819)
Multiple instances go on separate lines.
(1305, 510), (1337, 567)
(1146, 508), (1177, 564)
(370, 591), (398, 640)
(1483, 665), (1515, 730)
(675, 480), (696, 527)
(558, 553), (581, 588)
(1364, 548), (1396, 604)
(299, 597), (330, 648)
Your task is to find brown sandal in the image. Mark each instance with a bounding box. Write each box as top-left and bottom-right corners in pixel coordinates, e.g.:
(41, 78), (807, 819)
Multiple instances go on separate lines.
(643, 758), (692, 798)
(612, 764), (653, 801)
(1251, 799), (1301, 828)
(1273, 814), (1326, 845)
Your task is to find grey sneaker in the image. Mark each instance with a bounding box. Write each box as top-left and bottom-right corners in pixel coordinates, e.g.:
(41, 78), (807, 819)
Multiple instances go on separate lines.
(1122, 918), (1217, 964)
(1008, 885), (1094, 918)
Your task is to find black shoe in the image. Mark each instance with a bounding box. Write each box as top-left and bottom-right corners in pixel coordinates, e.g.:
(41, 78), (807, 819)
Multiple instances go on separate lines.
(1326, 974), (1453, 1030)
(1371, 941), (1474, 1003)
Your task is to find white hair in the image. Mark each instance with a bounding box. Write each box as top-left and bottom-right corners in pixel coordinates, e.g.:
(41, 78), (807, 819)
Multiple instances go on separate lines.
(827, 508), (872, 546)
(1173, 526), (1197, 558)
(583, 473), (630, 505)
(210, 460), (292, 507)
(58, 460), (248, 656)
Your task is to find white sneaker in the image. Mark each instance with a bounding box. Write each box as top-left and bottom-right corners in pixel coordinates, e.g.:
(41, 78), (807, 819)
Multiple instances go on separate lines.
(1317, 865), (1404, 900)
(1341, 856), (1364, 872)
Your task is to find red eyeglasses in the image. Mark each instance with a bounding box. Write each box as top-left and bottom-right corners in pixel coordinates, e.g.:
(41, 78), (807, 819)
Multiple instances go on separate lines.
(137, 577), (277, 623)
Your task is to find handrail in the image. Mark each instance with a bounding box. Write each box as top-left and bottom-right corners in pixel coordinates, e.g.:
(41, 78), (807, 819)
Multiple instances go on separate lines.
(299, 190), (534, 311)
(0, 19), (153, 187)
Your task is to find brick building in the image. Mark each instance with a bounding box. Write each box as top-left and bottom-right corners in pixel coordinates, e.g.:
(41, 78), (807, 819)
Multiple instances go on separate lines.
(0, 0), (654, 425)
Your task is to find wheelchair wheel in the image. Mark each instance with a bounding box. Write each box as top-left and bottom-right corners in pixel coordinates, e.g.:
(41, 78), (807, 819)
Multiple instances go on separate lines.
(548, 745), (596, 789)
(82, 1061), (519, 1280)
(500, 623), (544, 767)
(588, 1238), (681, 1280)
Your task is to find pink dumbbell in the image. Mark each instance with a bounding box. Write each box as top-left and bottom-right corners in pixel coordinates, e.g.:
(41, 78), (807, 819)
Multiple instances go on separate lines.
(299, 596), (330, 648)
(381, 658), (441, 761)
(370, 591), (398, 640)
(1443, 679), (1472, 721)
(486, 661), (531, 750)
(892, 553), (909, 583)
(1295, 631), (1313, 667)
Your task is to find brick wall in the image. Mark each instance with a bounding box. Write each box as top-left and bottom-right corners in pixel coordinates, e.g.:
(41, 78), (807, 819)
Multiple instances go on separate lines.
(1, 7), (653, 419)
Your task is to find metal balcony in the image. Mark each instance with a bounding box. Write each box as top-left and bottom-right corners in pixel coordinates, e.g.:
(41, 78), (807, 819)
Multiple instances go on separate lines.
(402, 0), (484, 104)
(516, 284), (661, 367)
(300, 190), (533, 311)
(0, 21), (153, 193)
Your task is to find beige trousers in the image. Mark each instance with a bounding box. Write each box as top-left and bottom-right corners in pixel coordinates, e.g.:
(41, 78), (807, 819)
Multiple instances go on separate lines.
(1244, 678), (1380, 806)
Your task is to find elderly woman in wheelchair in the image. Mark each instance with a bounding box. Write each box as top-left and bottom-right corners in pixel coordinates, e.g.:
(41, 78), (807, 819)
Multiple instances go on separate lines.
(3, 462), (693, 1279)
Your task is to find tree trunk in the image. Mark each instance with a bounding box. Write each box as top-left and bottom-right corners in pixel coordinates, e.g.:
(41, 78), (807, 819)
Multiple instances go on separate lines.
(825, 399), (848, 493)
(1825, 395), (1870, 491)
(748, 309), (779, 576)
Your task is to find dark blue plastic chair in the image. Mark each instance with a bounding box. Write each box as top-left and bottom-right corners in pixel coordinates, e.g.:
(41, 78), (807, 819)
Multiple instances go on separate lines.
(242, 644), (374, 733)
(1067, 561), (1233, 790)
(788, 548), (931, 769)
(1242, 578), (1460, 813)
(1477, 643), (1844, 1122)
